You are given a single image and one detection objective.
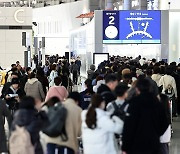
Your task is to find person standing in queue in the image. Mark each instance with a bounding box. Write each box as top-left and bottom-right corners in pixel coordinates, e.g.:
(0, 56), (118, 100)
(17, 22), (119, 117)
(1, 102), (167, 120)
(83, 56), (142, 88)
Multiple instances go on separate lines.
(122, 79), (169, 154)
(70, 62), (79, 85)
(81, 94), (123, 154)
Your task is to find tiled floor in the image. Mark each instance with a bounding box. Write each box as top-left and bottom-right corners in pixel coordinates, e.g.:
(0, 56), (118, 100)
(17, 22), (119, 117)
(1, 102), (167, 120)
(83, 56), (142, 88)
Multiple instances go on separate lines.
(170, 117), (180, 154)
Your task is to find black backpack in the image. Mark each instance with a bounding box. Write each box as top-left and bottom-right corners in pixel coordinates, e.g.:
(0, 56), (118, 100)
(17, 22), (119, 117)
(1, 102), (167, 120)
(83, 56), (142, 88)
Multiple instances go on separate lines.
(112, 101), (128, 121)
(43, 103), (68, 141)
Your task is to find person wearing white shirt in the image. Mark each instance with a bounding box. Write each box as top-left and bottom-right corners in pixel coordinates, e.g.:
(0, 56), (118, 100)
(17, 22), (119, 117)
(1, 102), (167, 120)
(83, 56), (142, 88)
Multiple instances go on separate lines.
(159, 67), (177, 116)
(81, 94), (123, 154)
(152, 66), (162, 87)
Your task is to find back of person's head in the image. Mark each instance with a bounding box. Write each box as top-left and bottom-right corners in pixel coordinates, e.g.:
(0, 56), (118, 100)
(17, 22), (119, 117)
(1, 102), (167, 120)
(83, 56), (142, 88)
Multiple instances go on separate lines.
(146, 69), (152, 77)
(86, 94), (104, 129)
(170, 62), (177, 67)
(11, 72), (19, 78)
(45, 96), (60, 107)
(11, 67), (18, 73)
(51, 64), (56, 70)
(122, 68), (131, 75)
(96, 75), (104, 82)
(165, 66), (173, 75)
(105, 74), (117, 84)
(136, 78), (151, 93)
(153, 66), (160, 74)
(11, 64), (16, 68)
(68, 92), (81, 104)
(26, 67), (31, 73)
(54, 76), (62, 86)
(90, 64), (95, 71)
(115, 83), (129, 97)
(29, 72), (36, 79)
(110, 57), (114, 62)
(11, 78), (20, 85)
(85, 79), (92, 88)
(152, 58), (156, 63)
(36, 68), (44, 77)
(19, 96), (35, 110)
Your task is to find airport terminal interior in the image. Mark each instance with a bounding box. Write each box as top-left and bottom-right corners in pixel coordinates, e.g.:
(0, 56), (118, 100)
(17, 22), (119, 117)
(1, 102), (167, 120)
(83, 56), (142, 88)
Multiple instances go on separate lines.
(1, 0), (180, 154)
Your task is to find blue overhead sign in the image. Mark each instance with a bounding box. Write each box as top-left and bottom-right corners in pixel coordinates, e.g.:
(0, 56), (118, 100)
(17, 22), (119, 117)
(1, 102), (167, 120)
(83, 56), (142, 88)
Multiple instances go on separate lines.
(103, 10), (161, 44)
(103, 11), (119, 41)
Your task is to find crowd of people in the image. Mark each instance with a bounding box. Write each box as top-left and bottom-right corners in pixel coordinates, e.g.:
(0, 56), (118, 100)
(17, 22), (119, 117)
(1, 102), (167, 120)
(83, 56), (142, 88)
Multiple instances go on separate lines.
(0, 55), (179, 154)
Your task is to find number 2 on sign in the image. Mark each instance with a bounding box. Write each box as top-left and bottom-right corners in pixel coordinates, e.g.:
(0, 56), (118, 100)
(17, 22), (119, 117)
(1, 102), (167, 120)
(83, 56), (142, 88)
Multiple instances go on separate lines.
(109, 16), (115, 25)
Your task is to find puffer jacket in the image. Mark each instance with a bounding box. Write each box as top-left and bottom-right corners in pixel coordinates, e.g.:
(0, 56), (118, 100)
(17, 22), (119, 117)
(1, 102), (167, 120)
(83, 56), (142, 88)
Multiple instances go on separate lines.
(152, 74), (162, 87)
(81, 109), (123, 154)
(24, 78), (45, 101)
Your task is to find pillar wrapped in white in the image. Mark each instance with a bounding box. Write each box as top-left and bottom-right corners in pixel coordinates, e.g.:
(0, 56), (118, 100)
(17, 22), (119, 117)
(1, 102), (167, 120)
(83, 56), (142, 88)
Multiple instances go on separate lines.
(123, 0), (131, 10)
(105, 0), (114, 10)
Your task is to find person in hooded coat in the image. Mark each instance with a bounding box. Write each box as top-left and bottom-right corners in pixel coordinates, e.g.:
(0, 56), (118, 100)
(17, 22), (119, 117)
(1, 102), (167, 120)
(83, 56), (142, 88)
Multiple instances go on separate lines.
(24, 72), (45, 102)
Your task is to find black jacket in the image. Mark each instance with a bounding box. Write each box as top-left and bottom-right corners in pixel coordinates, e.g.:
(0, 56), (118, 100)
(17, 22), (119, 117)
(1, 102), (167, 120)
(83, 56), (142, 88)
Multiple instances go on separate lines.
(1, 82), (11, 99)
(12, 109), (48, 154)
(122, 92), (169, 154)
(97, 84), (116, 105)
(5, 87), (25, 110)
(0, 100), (11, 152)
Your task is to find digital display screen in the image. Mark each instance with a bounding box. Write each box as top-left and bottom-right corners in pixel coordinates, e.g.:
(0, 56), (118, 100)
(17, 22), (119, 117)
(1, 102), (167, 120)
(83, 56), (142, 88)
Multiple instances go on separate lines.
(103, 10), (161, 44)
(93, 53), (109, 68)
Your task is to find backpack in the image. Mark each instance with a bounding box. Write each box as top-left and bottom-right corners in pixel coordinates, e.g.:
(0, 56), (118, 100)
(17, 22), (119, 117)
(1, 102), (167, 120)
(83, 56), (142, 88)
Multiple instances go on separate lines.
(165, 84), (174, 96)
(112, 101), (128, 121)
(162, 77), (174, 98)
(43, 103), (68, 141)
(9, 126), (35, 154)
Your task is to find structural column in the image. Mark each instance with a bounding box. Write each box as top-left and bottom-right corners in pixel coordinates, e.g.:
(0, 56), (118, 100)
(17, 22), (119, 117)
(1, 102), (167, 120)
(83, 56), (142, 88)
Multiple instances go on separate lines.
(123, 0), (131, 10)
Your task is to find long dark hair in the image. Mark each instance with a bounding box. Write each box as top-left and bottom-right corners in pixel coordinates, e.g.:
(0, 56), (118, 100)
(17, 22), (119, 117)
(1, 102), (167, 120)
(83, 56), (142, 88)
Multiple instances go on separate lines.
(86, 94), (104, 129)
(85, 79), (94, 94)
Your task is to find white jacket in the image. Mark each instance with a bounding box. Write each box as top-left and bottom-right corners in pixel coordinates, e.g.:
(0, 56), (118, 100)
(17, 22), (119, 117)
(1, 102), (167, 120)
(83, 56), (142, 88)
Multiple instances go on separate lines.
(49, 70), (58, 87)
(81, 109), (123, 154)
(152, 74), (162, 87)
(159, 75), (177, 97)
(93, 80), (105, 93)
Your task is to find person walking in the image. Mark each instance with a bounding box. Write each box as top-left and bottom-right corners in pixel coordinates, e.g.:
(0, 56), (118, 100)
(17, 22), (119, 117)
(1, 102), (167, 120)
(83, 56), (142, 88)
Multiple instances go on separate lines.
(46, 92), (82, 154)
(49, 64), (58, 87)
(24, 72), (45, 102)
(45, 76), (68, 102)
(70, 62), (79, 85)
(11, 96), (48, 154)
(0, 99), (11, 153)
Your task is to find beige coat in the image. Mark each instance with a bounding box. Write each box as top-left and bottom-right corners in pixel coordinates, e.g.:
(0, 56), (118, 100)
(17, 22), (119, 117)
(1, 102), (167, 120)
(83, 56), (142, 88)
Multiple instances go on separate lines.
(45, 98), (82, 153)
(24, 78), (45, 101)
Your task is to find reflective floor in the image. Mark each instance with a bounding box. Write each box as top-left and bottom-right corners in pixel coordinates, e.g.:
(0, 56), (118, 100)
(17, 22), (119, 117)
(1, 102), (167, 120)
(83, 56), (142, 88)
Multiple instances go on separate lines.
(170, 117), (180, 154)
